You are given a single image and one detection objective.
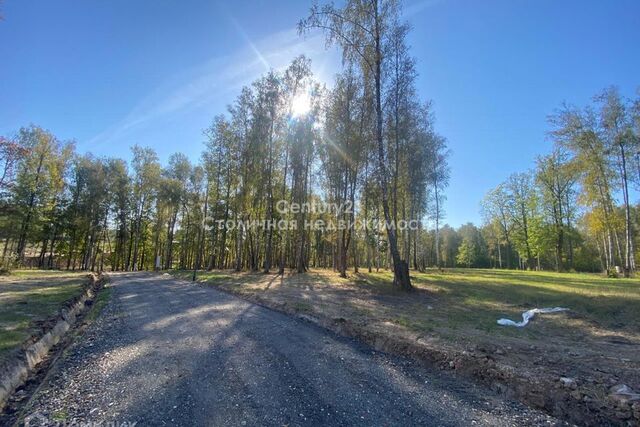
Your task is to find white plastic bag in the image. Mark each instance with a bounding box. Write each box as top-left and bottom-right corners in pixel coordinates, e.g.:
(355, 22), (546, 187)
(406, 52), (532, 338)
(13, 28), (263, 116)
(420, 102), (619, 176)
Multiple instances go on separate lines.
(497, 307), (568, 327)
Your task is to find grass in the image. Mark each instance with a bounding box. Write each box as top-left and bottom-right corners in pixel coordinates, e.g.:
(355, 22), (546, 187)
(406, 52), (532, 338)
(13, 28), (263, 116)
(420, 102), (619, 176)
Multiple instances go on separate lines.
(51, 410), (68, 421)
(175, 267), (640, 341)
(0, 270), (88, 359)
(85, 286), (112, 323)
(409, 269), (639, 333)
(0, 270), (89, 280)
(171, 270), (233, 284)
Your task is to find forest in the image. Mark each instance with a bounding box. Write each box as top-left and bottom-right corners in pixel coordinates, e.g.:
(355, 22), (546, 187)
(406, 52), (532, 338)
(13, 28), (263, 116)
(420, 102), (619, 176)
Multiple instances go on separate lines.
(475, 87), (640, 276)
(0, 1), (639, 285)
(0, 2), (449, 291)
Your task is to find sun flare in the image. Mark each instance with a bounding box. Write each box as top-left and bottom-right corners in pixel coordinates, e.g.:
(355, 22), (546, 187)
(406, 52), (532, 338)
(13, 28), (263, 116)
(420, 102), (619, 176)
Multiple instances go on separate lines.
(291, 92), (311, 117)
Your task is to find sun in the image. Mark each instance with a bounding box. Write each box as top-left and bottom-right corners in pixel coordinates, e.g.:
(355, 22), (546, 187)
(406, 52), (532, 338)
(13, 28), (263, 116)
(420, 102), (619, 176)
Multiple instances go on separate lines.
(291, 92), (311, 118)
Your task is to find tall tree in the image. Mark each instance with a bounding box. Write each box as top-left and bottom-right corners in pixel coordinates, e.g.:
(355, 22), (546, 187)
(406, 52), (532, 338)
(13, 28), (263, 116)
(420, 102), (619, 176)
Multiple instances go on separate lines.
(300, 0), (413, 289)
(536, 148), (577, 271)
(595, 87), (637, 275)
(322, 67), (366, 277)
(481, 184), (513, 268)
(428, 131), (450, 269)
(506, 172), (536, 269)
(129, 146), (160, 271)
(12, 126), (73, 263)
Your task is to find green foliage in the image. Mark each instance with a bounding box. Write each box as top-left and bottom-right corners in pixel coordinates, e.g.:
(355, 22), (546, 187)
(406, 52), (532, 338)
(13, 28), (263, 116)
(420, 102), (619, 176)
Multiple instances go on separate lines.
(456, 238), (476, 267)
(454, 223), (489, 268)
(0, 254), (16, 274)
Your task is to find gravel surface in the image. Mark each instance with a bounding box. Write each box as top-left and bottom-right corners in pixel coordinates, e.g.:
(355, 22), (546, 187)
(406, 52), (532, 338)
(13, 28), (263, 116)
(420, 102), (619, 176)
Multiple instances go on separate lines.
(19, 272), (563, 426)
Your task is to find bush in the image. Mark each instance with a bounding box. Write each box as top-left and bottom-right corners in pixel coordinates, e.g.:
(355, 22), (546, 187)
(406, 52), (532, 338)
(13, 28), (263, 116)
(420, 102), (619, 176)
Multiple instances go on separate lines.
(0, 255), (17, 275)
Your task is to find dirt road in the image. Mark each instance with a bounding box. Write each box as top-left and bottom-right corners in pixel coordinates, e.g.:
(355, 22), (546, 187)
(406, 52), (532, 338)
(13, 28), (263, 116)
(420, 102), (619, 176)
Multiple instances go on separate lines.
(20, 273), (560, 426)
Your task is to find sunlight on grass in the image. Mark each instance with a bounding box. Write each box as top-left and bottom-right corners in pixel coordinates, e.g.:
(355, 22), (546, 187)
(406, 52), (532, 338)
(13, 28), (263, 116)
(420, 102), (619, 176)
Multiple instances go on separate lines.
(0, 270), (87, 281)
(170, 270), (233, 283)
(0, 274), (86, 359)
(362, 268), (640, 332)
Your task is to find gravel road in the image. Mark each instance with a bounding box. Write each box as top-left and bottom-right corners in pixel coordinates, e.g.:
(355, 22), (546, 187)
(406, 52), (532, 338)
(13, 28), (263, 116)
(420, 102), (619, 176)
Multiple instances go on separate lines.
(20, 272), (561, 426)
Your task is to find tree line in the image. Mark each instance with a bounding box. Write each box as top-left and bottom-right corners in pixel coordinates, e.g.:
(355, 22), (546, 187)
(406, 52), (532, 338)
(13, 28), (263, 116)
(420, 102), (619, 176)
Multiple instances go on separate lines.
(0, 0), (451, 289)
(478, 86), (640, 276)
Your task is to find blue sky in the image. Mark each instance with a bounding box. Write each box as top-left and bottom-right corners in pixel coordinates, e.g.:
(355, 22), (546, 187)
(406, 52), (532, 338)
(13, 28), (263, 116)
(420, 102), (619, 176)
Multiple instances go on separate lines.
(1, 0), (639, 227)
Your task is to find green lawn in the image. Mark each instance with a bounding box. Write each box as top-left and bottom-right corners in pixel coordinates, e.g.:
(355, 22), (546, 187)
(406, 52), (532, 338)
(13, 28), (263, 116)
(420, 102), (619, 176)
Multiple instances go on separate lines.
(360, 268), (640, 334)
(0, 270), (88, 359)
